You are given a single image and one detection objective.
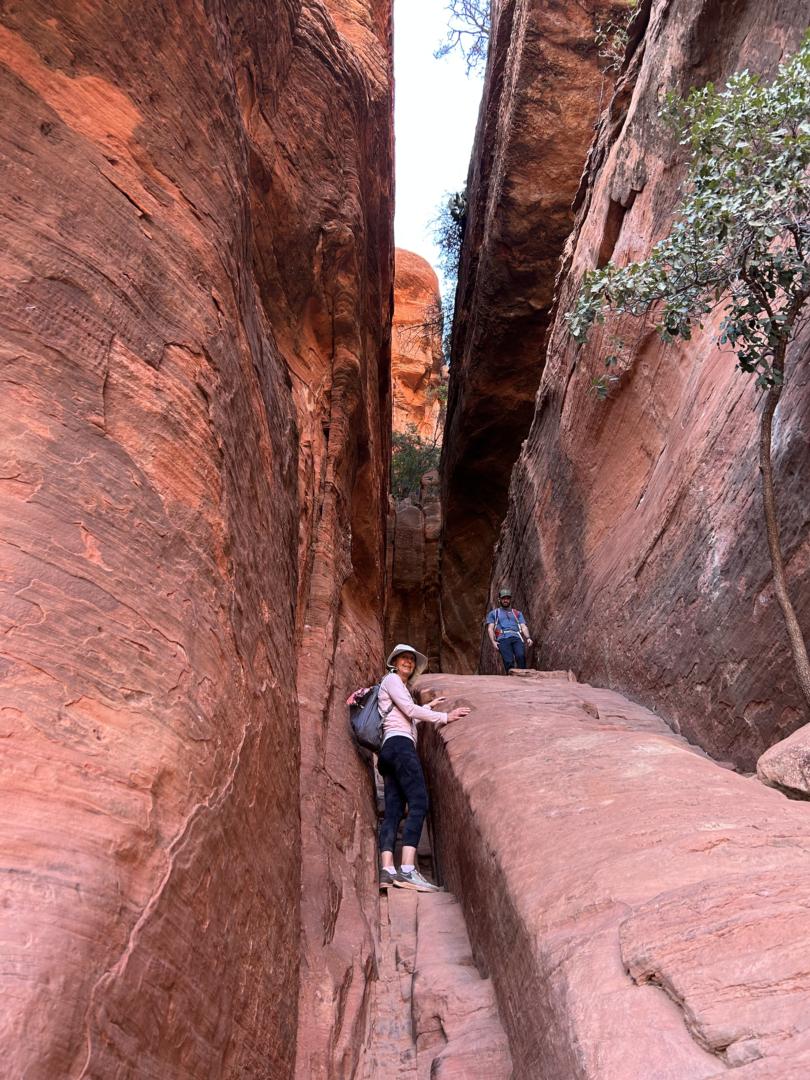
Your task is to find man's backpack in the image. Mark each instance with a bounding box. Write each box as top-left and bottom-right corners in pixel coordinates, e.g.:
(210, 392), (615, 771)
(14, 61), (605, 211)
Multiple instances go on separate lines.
(347, 683), (393, 752)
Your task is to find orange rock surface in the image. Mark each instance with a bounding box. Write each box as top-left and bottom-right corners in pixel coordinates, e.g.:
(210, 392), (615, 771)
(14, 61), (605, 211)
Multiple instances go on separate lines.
(392, 249), (444, 442)
(488, 0), (809, 768)
(0, 2), (392, 1076)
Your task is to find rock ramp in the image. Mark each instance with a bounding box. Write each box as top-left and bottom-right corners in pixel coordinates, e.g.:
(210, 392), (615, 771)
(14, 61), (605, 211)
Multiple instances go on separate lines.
(416, 673), (810, 1078)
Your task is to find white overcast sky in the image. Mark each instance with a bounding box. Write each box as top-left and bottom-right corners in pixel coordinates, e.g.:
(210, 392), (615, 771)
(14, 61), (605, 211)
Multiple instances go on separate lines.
(394, 0), (484, 291)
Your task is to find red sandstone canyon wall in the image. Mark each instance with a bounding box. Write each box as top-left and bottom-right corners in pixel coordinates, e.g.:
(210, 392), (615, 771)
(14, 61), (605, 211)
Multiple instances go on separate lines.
(0, 2), (393, 1076)
(440, 0), (629, 672)
(489, 0), (810, 769)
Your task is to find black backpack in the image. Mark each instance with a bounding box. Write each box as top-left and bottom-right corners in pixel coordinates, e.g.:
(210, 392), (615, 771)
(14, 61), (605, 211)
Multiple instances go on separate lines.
(349, 683), (393, 752)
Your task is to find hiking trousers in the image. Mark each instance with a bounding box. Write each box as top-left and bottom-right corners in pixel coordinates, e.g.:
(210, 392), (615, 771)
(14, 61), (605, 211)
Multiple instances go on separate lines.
(497, 635), (526, 672)
(377, 735), (429, 852)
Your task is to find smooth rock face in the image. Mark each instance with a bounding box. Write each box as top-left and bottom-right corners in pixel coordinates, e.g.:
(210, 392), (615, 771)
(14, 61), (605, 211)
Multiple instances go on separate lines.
(489, 0), (810, 767)
(392, 249), (444, 441)
(417, 674), (810, 1079)
(757, 722), (810, 798)
(0, 2), (393, 1077)
(281, 4), (394, 1076)
(440, 0), (624, 672)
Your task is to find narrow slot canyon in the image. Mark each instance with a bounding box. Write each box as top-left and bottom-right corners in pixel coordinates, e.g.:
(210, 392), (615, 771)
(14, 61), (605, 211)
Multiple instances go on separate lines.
(2, 1), (810, 1079)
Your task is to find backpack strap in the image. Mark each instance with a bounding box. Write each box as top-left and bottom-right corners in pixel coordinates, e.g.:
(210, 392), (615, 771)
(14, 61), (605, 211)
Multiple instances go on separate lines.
(379, 675), (396, 717)
(495, 607), (521, 634)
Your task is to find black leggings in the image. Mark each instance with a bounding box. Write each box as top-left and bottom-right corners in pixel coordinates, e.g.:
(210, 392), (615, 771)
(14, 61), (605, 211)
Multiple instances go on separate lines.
(377, 736), (429, 853)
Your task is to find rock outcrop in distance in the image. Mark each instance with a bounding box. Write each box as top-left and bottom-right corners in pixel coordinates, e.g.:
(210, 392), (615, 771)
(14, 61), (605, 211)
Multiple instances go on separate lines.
(392, 249), (445, 442)
(387, 250), (444, 668)
(0, 2), (393, 1077)
(417, 673), (810, 1079)
(488, 0), (810, 769)
(440, 0), (628, 673)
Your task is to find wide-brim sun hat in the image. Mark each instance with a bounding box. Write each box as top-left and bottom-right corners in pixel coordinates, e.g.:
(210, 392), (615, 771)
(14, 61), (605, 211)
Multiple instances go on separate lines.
(386, 643), (428, 679)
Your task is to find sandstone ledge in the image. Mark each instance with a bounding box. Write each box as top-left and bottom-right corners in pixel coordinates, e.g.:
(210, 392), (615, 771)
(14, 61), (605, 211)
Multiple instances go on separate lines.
(416, 674), (810, 1079)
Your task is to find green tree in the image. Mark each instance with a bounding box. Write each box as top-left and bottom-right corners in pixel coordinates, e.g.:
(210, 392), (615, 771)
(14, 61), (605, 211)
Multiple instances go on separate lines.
(391, 425), (442, 503)
(433, 188), (468, 280)
(435, 0), (491, 75)
(594, 0), (639, 74)
(568, 38), (810, 712)
(430, 188), (467, 365)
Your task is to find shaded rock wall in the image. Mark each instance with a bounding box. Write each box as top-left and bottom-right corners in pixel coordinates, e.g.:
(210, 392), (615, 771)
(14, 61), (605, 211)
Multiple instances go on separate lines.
(440, 0), (628, 672)
(418, 673), (810, 1079)
(386, 470), (442, 670)
(0, 1), (392, 1076)
(392, 248), (444, 441)
(490, 0), (809, 768)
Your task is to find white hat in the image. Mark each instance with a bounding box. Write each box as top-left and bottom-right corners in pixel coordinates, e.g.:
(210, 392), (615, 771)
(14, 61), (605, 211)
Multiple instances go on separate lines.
(386, 643), (428, 679)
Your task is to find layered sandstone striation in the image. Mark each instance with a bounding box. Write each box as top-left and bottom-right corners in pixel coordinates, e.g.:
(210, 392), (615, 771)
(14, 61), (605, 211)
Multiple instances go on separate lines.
(0, 2), (392, 1077)
(440, 0), (629, 672)
(392, 249), (445, 441)
(417, 673), (810, 1078)
(489, 0), (810, 767)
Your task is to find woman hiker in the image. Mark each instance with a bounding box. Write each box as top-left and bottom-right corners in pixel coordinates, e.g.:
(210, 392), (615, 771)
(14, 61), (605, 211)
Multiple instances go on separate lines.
(377, 643), (470, 892)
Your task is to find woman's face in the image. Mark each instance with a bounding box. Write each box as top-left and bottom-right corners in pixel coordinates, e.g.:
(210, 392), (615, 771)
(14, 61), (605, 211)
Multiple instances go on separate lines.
(394, 653), (416, 679)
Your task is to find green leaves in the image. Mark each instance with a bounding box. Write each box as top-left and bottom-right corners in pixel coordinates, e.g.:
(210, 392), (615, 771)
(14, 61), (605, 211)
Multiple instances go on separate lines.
(567, 33), (810, 390)
(433, 188), (467, 280)
(391, 425), (442, 503)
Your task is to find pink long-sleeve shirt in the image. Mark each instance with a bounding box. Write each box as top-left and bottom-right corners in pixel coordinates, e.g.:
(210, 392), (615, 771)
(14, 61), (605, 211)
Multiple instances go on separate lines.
(378, 672), (448, 746)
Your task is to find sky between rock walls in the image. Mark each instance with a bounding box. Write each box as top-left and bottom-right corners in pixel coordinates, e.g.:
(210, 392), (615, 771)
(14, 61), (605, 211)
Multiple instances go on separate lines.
(394, 0), (485, 292)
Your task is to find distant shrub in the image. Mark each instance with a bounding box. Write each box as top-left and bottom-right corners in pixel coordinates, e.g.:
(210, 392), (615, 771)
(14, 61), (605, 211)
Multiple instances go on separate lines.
(391, 425), (441, 503)
(594, 0), (640, 74)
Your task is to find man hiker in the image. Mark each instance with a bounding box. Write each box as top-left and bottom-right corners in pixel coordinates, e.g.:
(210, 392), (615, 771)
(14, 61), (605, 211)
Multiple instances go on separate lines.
(486, 588), (533, 673)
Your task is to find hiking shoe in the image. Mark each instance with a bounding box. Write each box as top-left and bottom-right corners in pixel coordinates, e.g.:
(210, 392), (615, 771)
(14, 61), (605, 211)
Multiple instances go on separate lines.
(379, 869), (397, 890)
(393, 868), (440, 893)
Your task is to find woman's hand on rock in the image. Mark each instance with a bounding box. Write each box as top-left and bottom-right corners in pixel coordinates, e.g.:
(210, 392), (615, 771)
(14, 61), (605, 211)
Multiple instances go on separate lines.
(447, 707), (470, 723)
(427, 696), (446, 709)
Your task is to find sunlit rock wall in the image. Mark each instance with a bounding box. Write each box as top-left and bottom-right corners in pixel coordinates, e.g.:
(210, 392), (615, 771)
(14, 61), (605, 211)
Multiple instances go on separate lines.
(440, 0), (628, 672)
(0, 1), (393, 1076)
(490, 0), (809, 769)
(392, 248), (444, 441)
